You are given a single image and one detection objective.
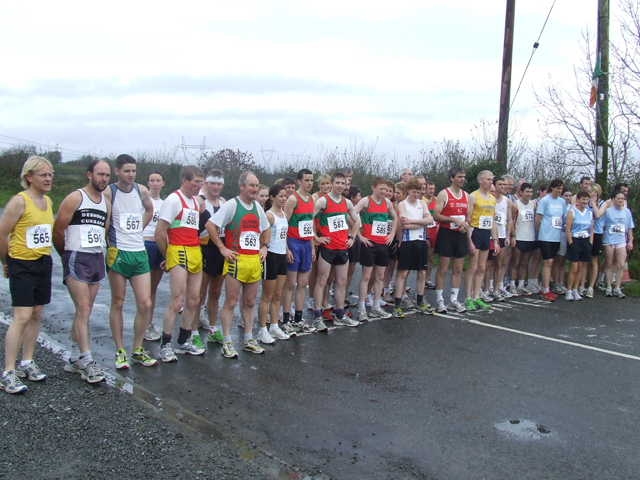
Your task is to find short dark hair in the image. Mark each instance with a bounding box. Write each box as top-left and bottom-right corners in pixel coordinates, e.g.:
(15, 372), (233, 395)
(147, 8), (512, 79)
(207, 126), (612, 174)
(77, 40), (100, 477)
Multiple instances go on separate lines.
(148, 170), (164, 181)
(579, 176), (592, 184)
(448, 167), (465, 181)
(281, 177), (296, 187)
(181, 165), (203, 182)
(549, 178), (564, 189)
(576, 191), (590, 200)
(519, 182), (533, 191)
(115, 153), (136, 169)
(297, 169), (312, 180)
(331, 171), (346, 182)
(346, 185), (361, 200)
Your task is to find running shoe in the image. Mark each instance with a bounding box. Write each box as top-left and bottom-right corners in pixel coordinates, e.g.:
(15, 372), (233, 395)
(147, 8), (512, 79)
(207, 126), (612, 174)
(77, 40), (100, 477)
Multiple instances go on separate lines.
(480, 290), (494, 303)
(191, 333), (206, 351)
(597, 280), (607, 292)
(614, 287), (626, 299)
(464, 298), (478, 311)
(578, 287), (587, 296)
(552, 284), (567, 295)
(371, 307), (392, 319)
(527, 284), (541, 294)
(257, 327), (276, 344)
(221, 342), (239, 359)
(16, 361), (46, 381)
(269, 324), (290, 340)
(541, 291), (557, 302)
(573, 290), (583, 301)
(450, 300), (467, 313)
(417, 303), (435, 315)
(115, 348), (130, 370)
(474, 298), (491, 310)
(605, 287), (613, 297)
(517, 286), (533, 296)
(300, 322), (317, 334)
(312, 317), (328, 332)
(585, 287), (594, 298)
(67, 361), (105, 384)
(131, 348), (158, 367)
(499, 287), (513, 299)
(175, 341), (205, 356)
(493, 290), (505, 302)
(0, 370), (28, 394)
(565, 290), (575, 301)
(358, 309), (369, 322)
(436, 299), (448, 313)
(392, 307), (406, 318)
(243, 339), (265, 354)
(160, 344), (178, 363)
(143, 324), (161, 342)
(207, 329), (224, 344)
(281, 323), (298, 337)
(334, 315), (360, 327)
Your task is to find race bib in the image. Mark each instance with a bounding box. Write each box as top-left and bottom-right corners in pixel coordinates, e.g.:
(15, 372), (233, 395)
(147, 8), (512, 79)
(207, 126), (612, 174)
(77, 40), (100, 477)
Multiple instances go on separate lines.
(298, 220), (313, 238)
(239, 231), (259, 251)
(279, 226), (287, 240)
(478, 215), (493, 230)
(151, 211), (159, 224)
(574, 231), (590, 239)
(179, 208), (198, 229)
(80, 225), (104, 248)
(495, 213), (506, 225)
(327, 215), (347, 233)
(372, 220), (388, 237)
(26, 224), (52, 249)
(450, 215), (465, 230)
(609, 223), (625, 234)
(551, 216), (562, 229)
(119, 213), (143, 233)
(523, 210), (534, 222)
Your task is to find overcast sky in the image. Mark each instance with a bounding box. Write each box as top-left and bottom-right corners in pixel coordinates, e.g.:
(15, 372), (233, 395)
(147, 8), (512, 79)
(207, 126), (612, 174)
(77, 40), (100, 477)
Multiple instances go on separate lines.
(0, 0), (601, 164)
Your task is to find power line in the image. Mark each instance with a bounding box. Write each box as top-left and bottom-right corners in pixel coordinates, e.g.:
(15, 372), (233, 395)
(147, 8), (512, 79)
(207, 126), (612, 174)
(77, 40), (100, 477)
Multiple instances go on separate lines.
(510, 0), (558, 110)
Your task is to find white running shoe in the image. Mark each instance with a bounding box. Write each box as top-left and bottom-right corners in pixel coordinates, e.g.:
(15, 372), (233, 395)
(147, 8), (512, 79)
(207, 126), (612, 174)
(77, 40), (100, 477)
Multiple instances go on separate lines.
(450, 300), (467, 313)
(614, 287), (626, 299)
(585, 287), (594, 298)
(269, 324), (290, 340)
(257, 327), (276, 344)
(436, 299), (447, 313)
(143, 324), (161, 342)
(573, 290), (583, 301)
(175, 341), (205, 356)
(371, 307), (392, 319)
(565, 290), (575, 301)
(333, 315), (360, 327)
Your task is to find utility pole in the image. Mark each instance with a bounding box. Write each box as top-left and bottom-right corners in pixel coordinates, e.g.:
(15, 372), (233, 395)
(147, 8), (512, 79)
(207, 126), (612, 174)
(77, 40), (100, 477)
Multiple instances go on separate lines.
(496, 0), (516, 167)
(594, 0), (610, 188)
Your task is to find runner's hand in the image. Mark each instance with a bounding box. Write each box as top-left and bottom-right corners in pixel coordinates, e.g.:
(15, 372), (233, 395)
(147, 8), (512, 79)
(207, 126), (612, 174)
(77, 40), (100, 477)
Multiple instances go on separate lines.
(221, 246), (238, 261)
(259, 245), (268, 262)
(287, 248), (294, 264)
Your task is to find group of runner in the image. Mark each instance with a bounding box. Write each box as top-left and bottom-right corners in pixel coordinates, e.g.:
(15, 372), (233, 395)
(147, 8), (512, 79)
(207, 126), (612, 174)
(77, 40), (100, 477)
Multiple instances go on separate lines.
(0, 156), (635, 393)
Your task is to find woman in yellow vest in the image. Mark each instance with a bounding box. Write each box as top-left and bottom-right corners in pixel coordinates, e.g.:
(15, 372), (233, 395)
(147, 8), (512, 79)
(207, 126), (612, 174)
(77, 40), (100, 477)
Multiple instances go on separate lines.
(0, 156), (55, 394)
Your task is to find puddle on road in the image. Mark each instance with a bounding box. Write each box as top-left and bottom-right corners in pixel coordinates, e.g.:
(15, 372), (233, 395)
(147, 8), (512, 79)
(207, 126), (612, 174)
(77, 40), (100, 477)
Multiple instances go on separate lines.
(495, 419), (553, 441)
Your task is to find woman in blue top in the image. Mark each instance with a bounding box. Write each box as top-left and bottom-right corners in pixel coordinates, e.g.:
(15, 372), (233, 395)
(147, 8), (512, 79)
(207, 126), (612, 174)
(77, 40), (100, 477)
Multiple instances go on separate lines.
(599, 191), (634, 298)
(564, 191), (593, 301)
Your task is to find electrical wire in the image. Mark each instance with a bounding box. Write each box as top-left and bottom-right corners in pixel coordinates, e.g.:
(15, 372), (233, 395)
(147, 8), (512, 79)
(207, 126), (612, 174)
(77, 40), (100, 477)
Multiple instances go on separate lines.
(509, 0), (558, 110)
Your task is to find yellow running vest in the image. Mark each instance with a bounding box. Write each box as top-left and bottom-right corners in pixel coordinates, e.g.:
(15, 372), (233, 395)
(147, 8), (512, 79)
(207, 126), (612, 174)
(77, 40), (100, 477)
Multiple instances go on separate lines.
(469, 190), (496, 229)
(9, 191), (54, 260)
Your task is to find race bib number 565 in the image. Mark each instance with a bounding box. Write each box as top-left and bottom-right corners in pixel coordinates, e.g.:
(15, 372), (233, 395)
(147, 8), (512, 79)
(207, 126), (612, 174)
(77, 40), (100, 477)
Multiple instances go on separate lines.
(26, 224), (52, 249)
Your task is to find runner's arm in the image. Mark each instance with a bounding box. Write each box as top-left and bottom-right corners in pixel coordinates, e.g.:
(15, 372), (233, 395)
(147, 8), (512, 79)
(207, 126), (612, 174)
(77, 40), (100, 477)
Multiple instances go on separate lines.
(0, 194), (26, 274)
(140, 185), (154, 228)
(53, 191), (82, 256)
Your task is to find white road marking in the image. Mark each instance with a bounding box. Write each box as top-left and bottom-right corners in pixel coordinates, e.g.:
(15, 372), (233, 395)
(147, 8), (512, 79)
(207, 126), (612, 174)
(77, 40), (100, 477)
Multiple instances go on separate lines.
(510, 300), (549, 308)
(464, 318), (640, 361)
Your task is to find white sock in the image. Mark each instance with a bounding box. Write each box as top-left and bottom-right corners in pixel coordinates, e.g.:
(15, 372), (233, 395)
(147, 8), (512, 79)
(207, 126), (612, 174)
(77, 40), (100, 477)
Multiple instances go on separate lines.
(79, 351), (93, 366)
(244, 333), (253, 342)
(359, 301), (366, 311)
(19, 359), (33, 368)
(436, 289), (444, 301)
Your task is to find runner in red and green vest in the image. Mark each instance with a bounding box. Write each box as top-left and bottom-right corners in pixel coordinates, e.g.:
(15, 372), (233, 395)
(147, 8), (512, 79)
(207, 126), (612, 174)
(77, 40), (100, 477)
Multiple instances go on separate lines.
(312, 172), (360, 331)
(283, 168), (316, 334)
(353, 177), (397, 322)
(209, 171), (271, 359)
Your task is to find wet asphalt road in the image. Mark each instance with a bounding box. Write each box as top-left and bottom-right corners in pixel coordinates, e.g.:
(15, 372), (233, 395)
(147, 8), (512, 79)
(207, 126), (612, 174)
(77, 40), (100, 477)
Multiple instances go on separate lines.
(1, 253), (640, 479)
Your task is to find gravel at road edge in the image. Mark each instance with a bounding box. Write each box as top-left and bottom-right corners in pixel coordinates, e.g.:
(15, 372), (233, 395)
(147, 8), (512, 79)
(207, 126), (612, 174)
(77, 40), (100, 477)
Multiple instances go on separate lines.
(0, 324), (267, 480)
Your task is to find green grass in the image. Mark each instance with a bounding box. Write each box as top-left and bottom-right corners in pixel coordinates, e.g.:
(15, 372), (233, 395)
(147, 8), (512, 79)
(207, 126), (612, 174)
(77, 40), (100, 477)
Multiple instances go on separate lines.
(622, 279), (640, 297)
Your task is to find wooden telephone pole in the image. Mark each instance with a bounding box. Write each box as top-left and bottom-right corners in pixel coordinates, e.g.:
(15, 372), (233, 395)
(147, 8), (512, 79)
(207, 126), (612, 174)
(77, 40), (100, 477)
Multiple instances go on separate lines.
(594, 0), (610, 188)
(496, 0), (515, 167)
